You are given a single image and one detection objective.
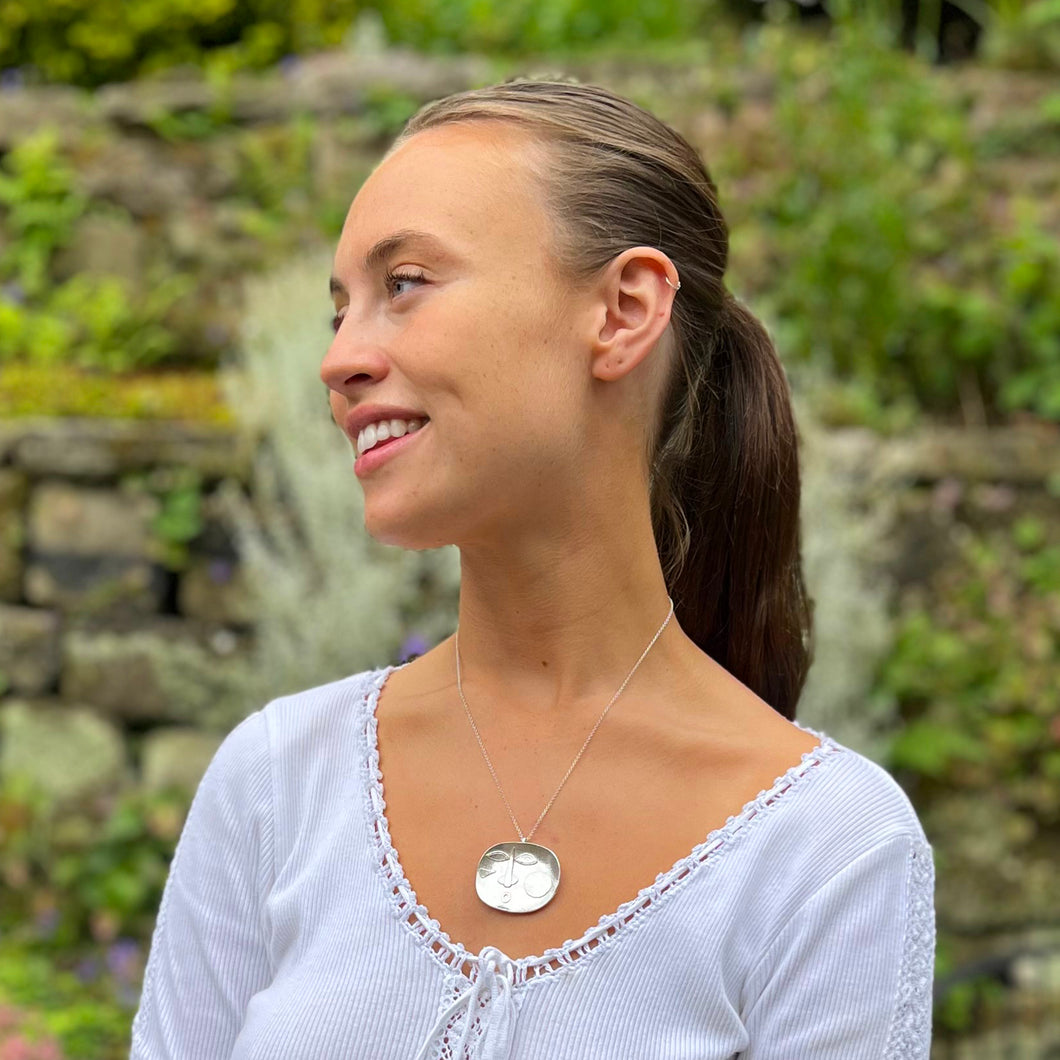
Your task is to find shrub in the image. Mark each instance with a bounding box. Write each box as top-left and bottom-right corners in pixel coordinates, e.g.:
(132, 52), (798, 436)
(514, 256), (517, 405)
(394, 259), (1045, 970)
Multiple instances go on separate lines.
(0, 0), (360, 86)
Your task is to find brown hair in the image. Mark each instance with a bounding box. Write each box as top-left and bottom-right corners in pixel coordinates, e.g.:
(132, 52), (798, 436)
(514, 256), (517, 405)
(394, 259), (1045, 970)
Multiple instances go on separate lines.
(392, 77), (814, 721)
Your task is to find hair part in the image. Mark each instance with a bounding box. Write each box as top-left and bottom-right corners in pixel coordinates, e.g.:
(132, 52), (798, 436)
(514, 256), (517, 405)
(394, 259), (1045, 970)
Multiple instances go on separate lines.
(392, 77), (814, 720)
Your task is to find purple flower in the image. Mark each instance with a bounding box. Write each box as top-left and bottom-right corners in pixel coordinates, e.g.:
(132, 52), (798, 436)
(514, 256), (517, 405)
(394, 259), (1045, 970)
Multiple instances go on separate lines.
(208, 558), (235, 584)
(106, 938), (141, 982)
(1, 282), (25, 305)
(75, 955), (102, 984)
(0, 67), (24, 91)
(399, 632), (429, 663)
(278, 55), (301, 78)
(33, 907), (59, 938)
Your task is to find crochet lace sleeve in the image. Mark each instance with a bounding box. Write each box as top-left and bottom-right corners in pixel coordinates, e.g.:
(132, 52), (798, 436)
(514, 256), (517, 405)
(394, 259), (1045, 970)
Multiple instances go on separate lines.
(740, 831), (936, 1060)
(129, 710), (276, 1059)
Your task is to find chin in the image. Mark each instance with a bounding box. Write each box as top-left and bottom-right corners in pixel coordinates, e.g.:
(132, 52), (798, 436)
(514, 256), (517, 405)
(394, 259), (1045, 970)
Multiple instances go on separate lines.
(362, 506), (453, 551)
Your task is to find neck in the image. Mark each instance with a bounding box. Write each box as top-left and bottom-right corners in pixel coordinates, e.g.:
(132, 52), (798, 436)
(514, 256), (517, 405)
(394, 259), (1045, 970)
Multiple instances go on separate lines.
(446, 504), (700, 723)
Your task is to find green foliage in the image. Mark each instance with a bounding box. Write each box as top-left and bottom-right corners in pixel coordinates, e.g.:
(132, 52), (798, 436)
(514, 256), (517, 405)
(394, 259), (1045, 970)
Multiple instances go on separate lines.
(0, 943), (136, 1059)
(0, 365), (234, 420)
(359, 85), (424, 141)
(0, 273), (189, 373)
(930, 936), (1014, 1032)
(373, 0), (712, 54)
(122, 467), (206, 571)
(0, 129), (192, 373)
(933, 971), (1011, 1032)
(0, 129), (87, 298)
(142, 99), (235, 142)
(0, 769), (189, 950)
(880, 522), (1060, 819)
(810, 0), (1060, 68)
(728, 24), (1060, 423)
(977, 0), (1060, 70)
(0, 0), (360, 87)
(234, 116), (317, 213)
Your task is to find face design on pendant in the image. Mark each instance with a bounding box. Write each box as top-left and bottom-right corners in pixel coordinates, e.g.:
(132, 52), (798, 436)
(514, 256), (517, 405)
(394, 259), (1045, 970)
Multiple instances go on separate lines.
(475, 841), (560, 913)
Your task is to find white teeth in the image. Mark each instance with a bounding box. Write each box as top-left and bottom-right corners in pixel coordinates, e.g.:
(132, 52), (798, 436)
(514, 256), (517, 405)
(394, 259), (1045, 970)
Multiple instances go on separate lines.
(357, 417), (427, 457)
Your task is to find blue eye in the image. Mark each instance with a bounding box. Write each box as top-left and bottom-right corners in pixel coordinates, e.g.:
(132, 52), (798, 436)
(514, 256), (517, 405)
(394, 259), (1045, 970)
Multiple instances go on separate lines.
(329, 269), (425, 331)
(385, 268), (425, 298)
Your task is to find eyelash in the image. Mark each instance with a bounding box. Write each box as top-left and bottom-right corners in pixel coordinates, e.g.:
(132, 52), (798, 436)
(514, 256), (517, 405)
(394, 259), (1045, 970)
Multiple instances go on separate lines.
(330, 269), (426, 334)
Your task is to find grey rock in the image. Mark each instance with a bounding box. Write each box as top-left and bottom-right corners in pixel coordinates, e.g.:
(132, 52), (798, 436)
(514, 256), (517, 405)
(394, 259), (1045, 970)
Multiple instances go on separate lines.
(177, 556), (254, 626)
(28, 481), (159, 557)
(52, 211), (149, 286)
(61, 627), (199, 722)
(78, 137), (193, 218)
(140, 727), (224, 794)
(286, 49), (490, 117)
(0, 698), (129, 805)
(872, 424), (1060, 485)
(0, 470), (27, 603)
(0, 88), (97, 151)
(96, 79), (215, 128)
(5, 418), (250, 480)
(23, 554), (166, 617)
(0, 604), (61, 694)
(59, 622), (253, 723)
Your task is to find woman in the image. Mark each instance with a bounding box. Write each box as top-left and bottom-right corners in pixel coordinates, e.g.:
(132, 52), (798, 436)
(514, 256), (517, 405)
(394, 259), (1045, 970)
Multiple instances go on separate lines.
(130, 78), (935, 1059)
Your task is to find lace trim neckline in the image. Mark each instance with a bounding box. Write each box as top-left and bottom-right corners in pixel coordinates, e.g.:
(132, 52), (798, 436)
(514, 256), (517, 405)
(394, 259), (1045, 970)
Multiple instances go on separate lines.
(359, 662), (846, 987)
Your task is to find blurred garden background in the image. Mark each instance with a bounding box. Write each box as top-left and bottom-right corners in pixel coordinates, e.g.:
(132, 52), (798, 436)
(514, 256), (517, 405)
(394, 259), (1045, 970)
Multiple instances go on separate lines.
(0, 0), (1058, 1055)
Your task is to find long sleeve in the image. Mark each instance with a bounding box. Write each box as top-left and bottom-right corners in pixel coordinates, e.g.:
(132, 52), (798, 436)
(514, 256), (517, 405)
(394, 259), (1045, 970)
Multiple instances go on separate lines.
(740, 831), (936, 1059)
(130, 710), (275, 1060)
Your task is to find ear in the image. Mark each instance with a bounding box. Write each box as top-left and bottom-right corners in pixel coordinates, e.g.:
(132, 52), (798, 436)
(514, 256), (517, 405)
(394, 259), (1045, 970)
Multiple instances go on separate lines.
(589, 247), (680, 384)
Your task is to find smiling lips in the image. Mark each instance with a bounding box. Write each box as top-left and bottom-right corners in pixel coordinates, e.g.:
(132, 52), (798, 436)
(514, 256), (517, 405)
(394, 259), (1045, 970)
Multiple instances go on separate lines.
(353, 420), (429, 476)
(355, 416), (428, 458)
(344, 404), (430, 442)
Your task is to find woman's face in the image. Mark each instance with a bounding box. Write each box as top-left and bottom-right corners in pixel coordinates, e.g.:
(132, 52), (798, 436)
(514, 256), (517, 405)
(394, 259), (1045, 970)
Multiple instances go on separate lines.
(322, 121), (602, 550)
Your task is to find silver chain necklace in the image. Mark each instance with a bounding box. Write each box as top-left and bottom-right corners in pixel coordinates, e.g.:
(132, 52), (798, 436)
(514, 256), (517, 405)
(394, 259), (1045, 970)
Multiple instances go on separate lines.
(456, 596), (675, 914)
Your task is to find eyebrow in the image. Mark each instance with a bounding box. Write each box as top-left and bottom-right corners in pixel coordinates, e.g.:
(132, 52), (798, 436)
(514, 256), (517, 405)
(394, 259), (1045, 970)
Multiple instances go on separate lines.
(329, 228), (453, 297)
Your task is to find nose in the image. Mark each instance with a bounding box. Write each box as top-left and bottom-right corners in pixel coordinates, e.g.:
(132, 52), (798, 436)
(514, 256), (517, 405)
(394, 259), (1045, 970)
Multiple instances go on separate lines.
(320, 321), (391, 402)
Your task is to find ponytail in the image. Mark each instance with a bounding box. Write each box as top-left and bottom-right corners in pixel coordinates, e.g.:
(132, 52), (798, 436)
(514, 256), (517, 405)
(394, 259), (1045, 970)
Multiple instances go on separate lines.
(651, 295), (814, 720)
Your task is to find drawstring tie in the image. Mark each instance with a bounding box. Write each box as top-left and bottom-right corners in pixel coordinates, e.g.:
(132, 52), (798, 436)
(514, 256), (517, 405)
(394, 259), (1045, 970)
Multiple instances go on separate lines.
(413, 945), (517, 1060)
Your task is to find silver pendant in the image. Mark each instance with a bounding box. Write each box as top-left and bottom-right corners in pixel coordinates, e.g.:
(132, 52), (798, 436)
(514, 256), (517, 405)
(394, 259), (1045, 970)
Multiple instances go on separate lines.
(475, 841), (560, 913)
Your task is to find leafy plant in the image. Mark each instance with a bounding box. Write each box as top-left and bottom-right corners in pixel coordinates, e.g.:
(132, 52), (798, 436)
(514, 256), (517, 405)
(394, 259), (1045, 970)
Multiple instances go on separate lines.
(0, 130), (87, 298)
(726, 23), (1060, 423)
(122, 467), (207, 571)
(0, 770), (190, 950)
(372, 0), (713, 54)
(881, 522), (1060, 814)
(0, 942), (139, 1059)
(0, 0), (360, 87)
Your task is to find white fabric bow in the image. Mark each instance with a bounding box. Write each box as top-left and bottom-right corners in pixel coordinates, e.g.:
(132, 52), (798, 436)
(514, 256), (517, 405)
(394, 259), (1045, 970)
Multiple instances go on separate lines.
(413, 945), (517, 1060)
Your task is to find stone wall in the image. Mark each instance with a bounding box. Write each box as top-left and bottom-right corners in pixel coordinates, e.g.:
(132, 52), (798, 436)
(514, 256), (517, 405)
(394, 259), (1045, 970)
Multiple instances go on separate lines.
(0, 417), (257, 804)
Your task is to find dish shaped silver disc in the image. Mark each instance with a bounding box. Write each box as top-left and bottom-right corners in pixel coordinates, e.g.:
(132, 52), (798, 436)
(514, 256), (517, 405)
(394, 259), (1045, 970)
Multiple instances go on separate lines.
(475, 841), (560, 913)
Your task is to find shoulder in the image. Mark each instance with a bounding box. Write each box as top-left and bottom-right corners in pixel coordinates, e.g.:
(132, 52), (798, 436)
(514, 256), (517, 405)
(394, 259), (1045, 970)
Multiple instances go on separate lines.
(813, 734), (929, 847)
(739, 728), (931, 899)
(256, 666), (387, 756)
(201, 667), (387, 793)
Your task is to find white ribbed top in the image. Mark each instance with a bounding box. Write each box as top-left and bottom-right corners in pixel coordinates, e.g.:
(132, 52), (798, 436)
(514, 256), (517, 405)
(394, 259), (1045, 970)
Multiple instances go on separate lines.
(130, 662), (936, 1060)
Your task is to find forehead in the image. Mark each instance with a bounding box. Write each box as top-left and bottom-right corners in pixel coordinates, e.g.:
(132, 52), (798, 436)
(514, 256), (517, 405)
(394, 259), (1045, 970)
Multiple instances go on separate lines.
(334, 122), (554, 275)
